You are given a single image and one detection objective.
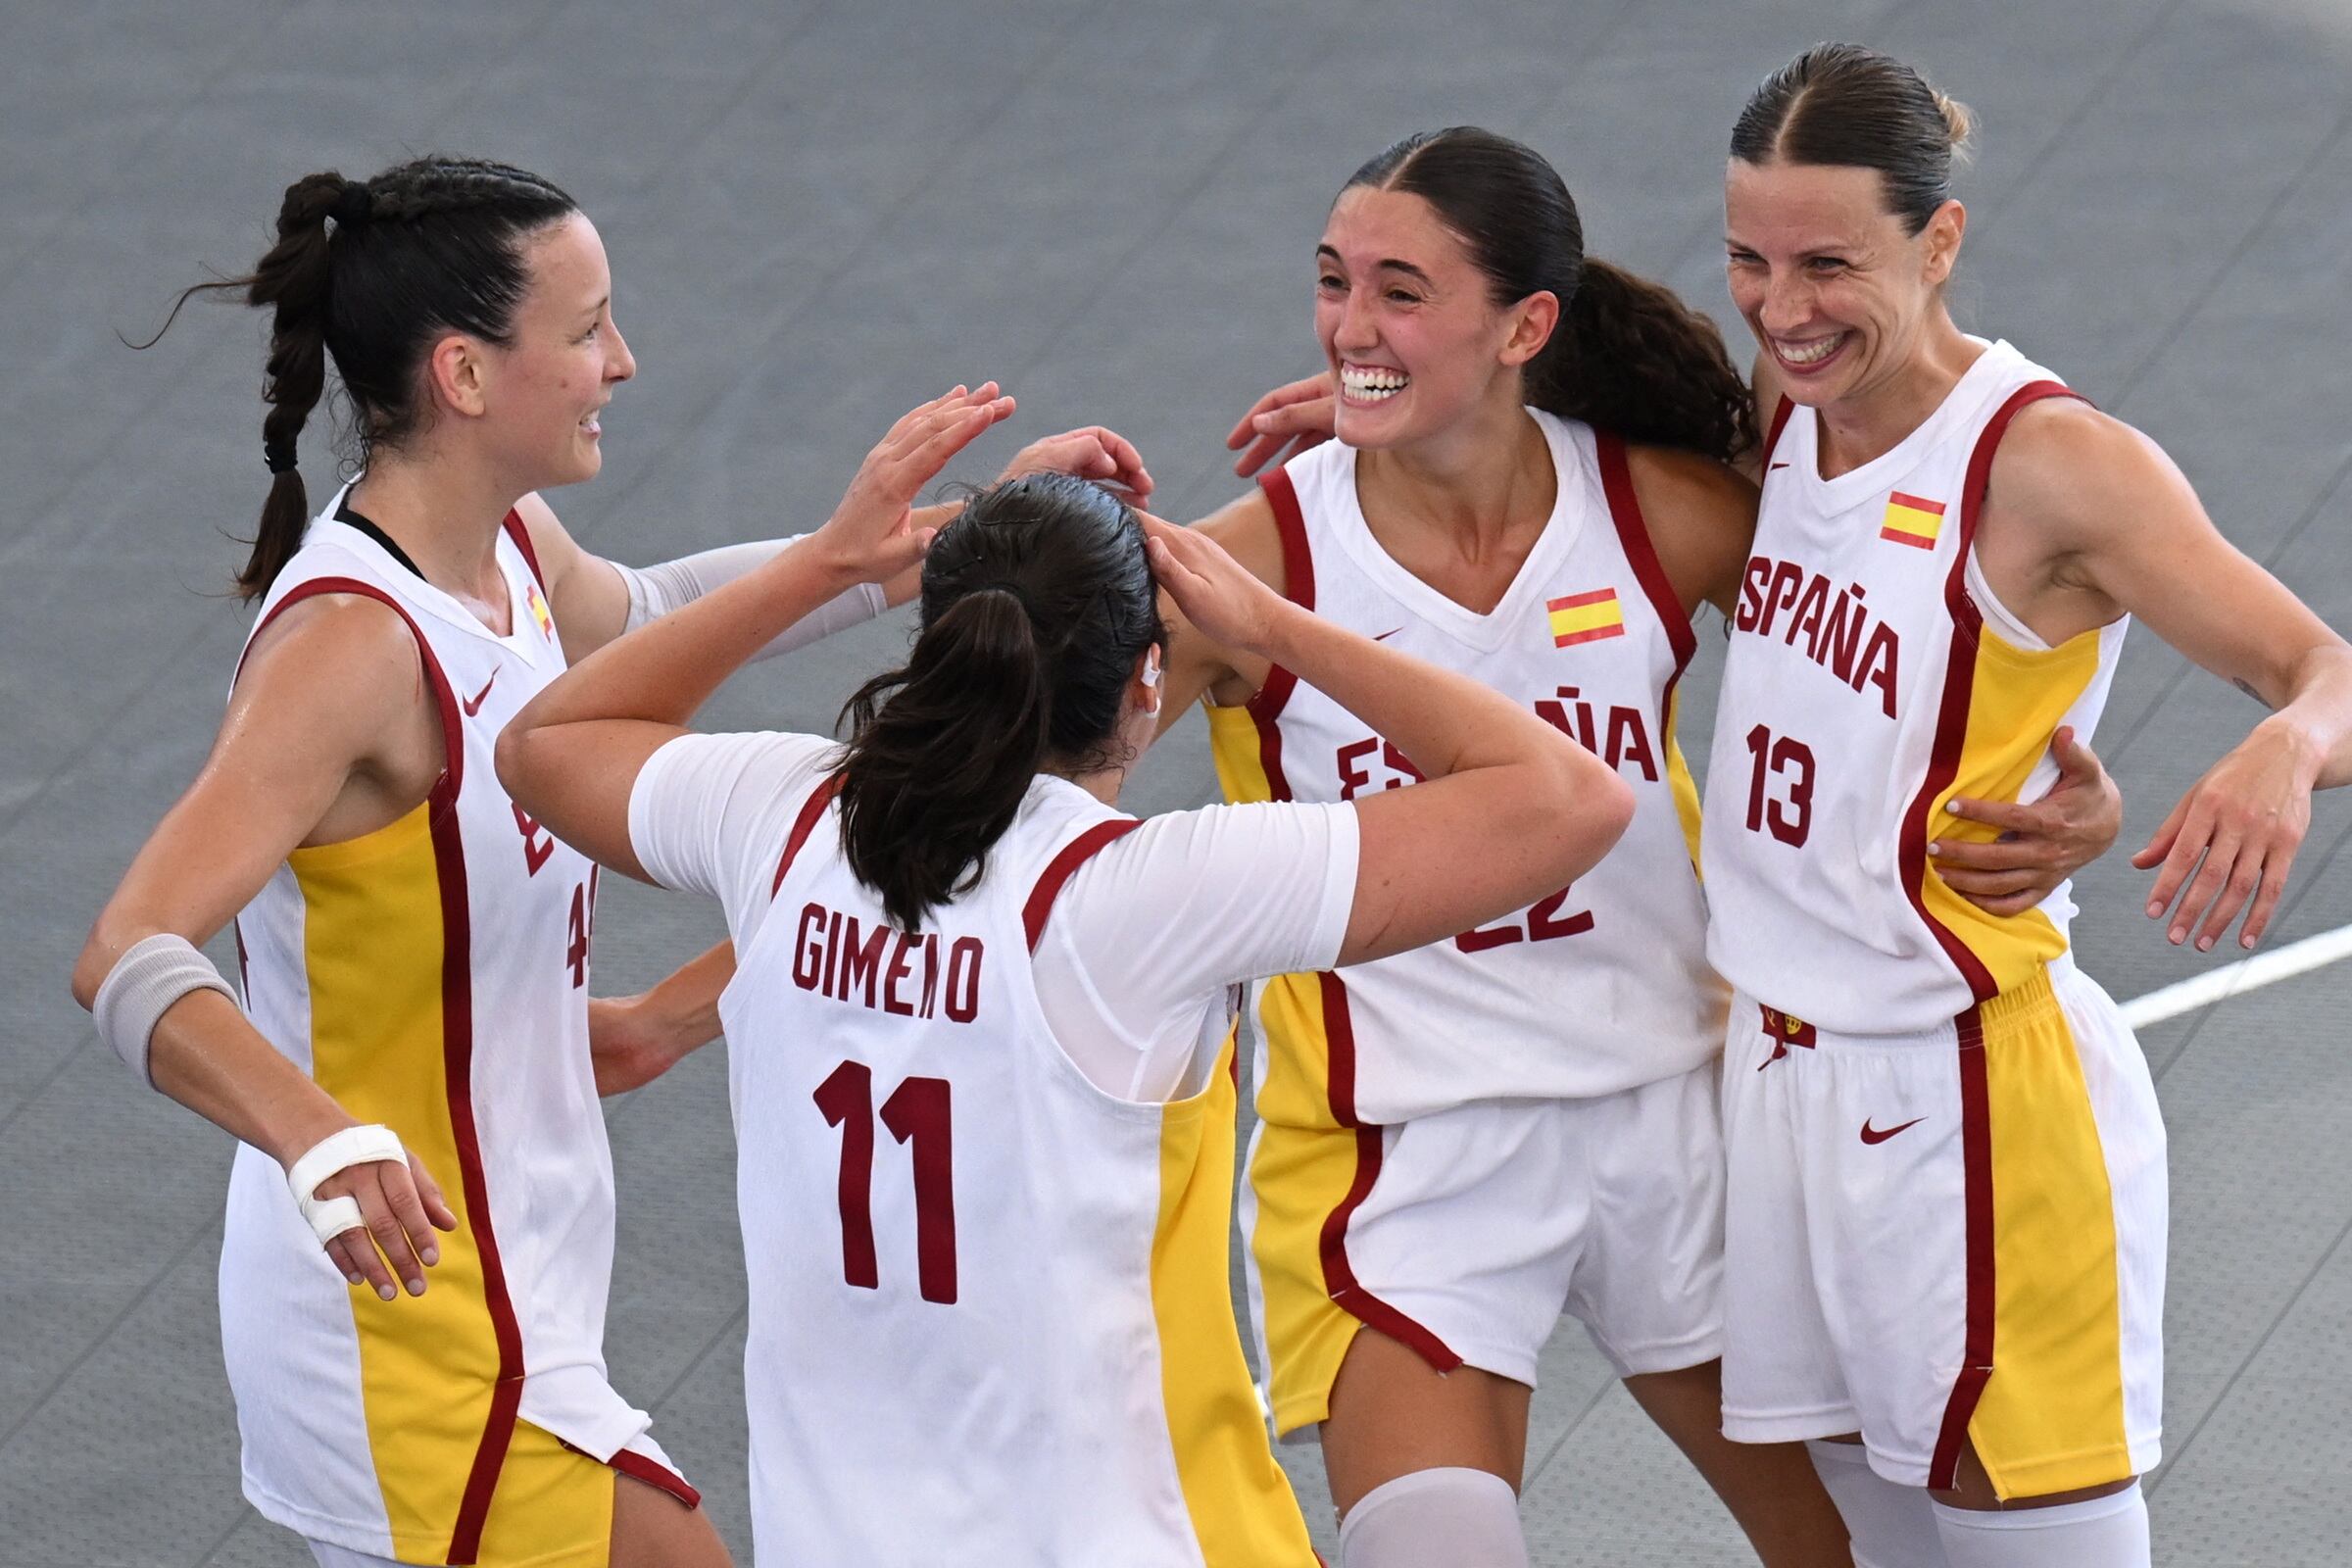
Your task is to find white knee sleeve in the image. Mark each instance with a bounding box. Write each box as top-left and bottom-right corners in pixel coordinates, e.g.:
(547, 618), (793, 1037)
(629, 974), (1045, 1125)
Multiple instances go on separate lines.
(1931, 1483), (2149, 1568)
(1338, 1467), (1527, 1568)
(1807, 1440), (1949, 1568)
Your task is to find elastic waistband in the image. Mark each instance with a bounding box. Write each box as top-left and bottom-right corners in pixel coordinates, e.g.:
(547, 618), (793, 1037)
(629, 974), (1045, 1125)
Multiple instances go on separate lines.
(1749, 954), (2078, 1049)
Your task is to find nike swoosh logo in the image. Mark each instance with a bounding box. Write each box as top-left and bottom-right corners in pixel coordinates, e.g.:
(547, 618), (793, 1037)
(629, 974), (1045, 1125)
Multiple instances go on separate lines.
(1768, 461), (1791, 471)
(1859, 1116), (1925, 1145)
(1373, 627), (1404, 642)
(463, 669), (499, 717)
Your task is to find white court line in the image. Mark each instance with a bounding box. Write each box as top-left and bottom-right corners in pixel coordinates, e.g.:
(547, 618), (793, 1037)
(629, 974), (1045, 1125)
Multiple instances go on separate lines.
(2120, 920), (2352, 1029)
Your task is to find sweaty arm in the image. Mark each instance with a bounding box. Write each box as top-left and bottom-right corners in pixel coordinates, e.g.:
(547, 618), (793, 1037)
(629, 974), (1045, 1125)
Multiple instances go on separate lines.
(69, 595), (458, 1298)
(1990, 400), (2352, 948)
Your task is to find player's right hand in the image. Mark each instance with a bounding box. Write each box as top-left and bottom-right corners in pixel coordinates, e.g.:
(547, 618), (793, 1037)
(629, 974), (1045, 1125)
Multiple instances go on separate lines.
(815, 383), (1016, 585)
(1142, 514), (1288, 656)
(1225, 371), (1337, 477)
(313, 1152), (460, 1302)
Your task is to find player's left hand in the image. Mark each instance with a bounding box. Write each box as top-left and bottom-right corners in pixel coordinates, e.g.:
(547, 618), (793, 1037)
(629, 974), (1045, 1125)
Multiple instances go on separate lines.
(813, 383), (1016, 585)
(999, 425), (1153, 504)
(586, 994), (688, 1097)
(1932, 725), (2122, 917)
(2131, 714), (2317, 951)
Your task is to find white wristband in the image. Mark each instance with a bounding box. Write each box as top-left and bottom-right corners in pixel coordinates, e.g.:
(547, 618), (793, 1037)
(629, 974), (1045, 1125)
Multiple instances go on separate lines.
(286, 1124), (407, 1246)
(609, 537), (889, 660)
(91, 933), (236, 1086)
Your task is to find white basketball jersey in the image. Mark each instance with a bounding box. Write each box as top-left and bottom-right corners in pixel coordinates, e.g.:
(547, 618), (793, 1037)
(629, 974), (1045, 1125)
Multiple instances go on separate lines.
(222, 492), (663, 1561)
(1702, 341), (2128, 1036)
(1210, 411), (1724, 1122)
(719, 773), (1315, 1566)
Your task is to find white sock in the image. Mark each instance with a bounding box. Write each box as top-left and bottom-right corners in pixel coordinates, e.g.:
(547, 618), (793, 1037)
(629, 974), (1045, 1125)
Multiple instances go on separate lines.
(1806, 1440), (1949, 1568)
(1931, 1483), (2149, 1568)
(1338, 1467), (1528, 1568)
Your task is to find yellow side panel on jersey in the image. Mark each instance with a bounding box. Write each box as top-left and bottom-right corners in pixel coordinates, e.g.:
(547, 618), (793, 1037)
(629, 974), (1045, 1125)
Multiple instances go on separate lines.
(293, 804), (503, 1560)
(1921, 623), (2102, 994)
(1206, 701), (1274, 806)
(1213, 699), (1368, 1434)
(469, 1422), (614, 1568)
(1151, 1035), (1317, 1564)
(1663, 686), (1703, 873)
(1246, 971), (1365, 1436)
(1969, 976), (2131, 1497)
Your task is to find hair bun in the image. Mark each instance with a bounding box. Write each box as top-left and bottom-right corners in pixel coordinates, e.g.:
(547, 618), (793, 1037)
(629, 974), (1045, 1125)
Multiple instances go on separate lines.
(330, 181), (373, 228)
(1934, 89), (1976, 157)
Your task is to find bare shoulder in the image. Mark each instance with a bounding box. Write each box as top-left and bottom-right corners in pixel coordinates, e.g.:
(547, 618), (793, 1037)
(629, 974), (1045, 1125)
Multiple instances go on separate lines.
(234, 590), (434, 745)
(1625, 444), (1759, 616)
(509, 490), (585, 576)
(1988, 397), (2190, 549)
(1192, 486), (1287, 598)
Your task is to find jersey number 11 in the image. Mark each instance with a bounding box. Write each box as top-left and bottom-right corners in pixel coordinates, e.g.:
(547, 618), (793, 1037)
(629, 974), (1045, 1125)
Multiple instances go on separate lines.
(813, 1060), (958, 1304)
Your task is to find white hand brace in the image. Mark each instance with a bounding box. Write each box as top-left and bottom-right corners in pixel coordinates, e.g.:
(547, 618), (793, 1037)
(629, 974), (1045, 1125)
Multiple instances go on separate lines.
(285, 1124), (409, 1247)
(607, 537), (890, 660)
(90, 933), (236, 1085)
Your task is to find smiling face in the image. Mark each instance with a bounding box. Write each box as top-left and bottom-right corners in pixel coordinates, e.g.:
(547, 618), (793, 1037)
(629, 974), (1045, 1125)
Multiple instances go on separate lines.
(1314, 184), (1552, 450)
(1724, 158), (1964, 410)
(473, 213), (635, 489)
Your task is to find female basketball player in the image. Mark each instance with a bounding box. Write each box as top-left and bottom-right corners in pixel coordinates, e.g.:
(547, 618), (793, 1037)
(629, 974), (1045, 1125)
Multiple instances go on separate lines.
(1701, 44), (2352, 1568)
(495, 387), (1637, 1562)
(68, 157), (1133, 1568)
(1189, 129), (2122, 1567)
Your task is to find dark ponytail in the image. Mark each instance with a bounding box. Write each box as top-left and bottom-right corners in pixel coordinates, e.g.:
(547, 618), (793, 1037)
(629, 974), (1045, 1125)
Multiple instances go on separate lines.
(1345, 127), (1754, 463)
(836, 474), (1165, 931)
(141, 157), (575, 600)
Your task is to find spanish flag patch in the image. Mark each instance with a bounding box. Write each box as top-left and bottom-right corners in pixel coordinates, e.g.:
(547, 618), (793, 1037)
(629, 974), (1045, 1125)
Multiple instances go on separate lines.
(526, 580), (556, 641)
(1547, 587), (1625, 647)
(1880, 491), (1945, 550)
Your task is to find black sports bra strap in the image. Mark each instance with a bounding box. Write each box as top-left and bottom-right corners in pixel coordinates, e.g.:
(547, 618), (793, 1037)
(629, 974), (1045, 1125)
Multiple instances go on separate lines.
(333, 495), (425, 582)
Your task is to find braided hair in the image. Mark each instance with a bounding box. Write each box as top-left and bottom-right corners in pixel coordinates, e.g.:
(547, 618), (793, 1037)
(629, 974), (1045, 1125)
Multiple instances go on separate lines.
(148, 157), (575, 599)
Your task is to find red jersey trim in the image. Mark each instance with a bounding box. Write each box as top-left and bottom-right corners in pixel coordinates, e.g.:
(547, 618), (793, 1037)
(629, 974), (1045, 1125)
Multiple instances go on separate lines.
(1758, 395), (1796, 469)
(772, 774), (846, 898)
(501, 510), (548, 595)
(1312, 971), (1463, 1375)
(1243, 466), (1316, 748)
(1594, 431), (1696, 672)
(608, 1446), (703, 1509)
(1930, 1004), (1996, 1490)
(239, 577), (466, 803)
(1896, 381), (2083, 1004)
(1257, 467), (1317, 612)
(1023, 819), (1141, 952)
(241, 575), (532, 1562)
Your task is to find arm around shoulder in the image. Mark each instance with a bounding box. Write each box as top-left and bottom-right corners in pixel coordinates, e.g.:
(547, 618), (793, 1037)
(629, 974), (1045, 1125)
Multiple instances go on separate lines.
(1624, 444), (1759, 619)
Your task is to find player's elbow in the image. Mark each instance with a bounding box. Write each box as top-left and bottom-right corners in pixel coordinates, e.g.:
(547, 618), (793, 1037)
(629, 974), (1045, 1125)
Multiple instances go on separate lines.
(71, 916), (135, 1013)
(492, 723), (542, 812)
(1542, 749), (1637, 885)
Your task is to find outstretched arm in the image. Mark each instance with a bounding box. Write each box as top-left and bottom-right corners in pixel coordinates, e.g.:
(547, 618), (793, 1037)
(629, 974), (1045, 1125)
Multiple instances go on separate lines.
(498, 385), (1014, 878)
(2000, 400), (2352, 950)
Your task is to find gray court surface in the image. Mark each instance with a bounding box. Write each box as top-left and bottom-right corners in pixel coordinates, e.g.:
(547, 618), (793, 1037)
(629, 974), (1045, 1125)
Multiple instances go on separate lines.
(4, 0), (2349, 1562)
